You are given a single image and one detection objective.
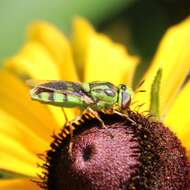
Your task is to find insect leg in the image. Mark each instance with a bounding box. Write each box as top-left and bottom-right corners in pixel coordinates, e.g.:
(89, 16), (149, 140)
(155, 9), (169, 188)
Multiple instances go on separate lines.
(61, 108), (75, 136)
(61, 107), (68, 123)
(84, 108), (116, 138)
(60, 108), (76, 155)
(85, 107), (106, 128)
(107, 108), (137, 126)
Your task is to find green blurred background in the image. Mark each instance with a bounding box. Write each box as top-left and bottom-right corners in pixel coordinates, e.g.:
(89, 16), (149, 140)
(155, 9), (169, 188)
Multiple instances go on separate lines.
(0, 0), (189, 65)
(0, 0), (135, 60)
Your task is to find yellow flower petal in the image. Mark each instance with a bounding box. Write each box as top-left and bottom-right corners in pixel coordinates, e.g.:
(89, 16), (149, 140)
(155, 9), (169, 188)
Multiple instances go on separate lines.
(72, 17), (93, 80)
(5, 41), (61, 80)
(0, 134), (41, 176)
(5, 40), (77, 125)
(0, 70), (60, 142)
(0, 179), (41, 190)
(165, 81), (190, 153)
(28, 21), (78, 81)
(0, 110), (48, 156)
(133, 17), (190, 116)
(72, 17), (139, 86)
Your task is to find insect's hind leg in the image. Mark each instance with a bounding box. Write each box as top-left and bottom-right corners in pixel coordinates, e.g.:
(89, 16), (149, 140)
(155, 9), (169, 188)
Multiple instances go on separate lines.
(61, 108), (75, 137)
(61, 107), (68, 124)
(61, 108), (76, 154)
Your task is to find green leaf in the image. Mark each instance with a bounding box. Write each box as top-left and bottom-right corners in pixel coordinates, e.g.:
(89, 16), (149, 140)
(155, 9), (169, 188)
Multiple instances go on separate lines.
(150, 68), (162, 118)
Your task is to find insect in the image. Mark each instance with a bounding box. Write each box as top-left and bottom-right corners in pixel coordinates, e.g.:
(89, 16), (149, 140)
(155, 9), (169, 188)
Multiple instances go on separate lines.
(29, 80), (133, 127)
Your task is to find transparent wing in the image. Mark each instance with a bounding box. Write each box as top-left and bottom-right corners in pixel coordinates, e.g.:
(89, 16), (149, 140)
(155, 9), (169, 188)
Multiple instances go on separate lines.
(26, 79), (83, 93)
(28, 80), (94, 106)
(26, 79), (65, 88)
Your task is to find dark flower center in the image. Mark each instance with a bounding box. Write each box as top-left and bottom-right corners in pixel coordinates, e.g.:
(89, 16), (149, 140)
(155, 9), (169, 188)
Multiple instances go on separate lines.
(39, 110), (190, 190)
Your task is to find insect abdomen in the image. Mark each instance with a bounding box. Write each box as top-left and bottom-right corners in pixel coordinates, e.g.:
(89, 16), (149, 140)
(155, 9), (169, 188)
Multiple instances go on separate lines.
(54, 92), (86, 108)
(31, 88), (90, 109)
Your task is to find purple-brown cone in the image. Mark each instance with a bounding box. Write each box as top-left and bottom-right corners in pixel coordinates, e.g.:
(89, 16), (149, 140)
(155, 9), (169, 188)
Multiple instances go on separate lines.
(39, 111), (190, 190)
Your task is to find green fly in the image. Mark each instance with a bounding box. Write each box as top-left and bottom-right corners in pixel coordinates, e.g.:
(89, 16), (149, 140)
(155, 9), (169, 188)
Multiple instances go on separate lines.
(29, 80), (133, 110)
(29, 80), (133, 127)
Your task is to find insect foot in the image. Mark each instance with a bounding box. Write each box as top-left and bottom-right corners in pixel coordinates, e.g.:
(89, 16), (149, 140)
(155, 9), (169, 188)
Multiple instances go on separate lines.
(83, 107), (106, 128)
(39, 110), (190, 190)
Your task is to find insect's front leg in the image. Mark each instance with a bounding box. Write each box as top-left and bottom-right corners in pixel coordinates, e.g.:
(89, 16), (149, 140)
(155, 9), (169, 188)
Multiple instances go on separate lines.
(84, 107), (106, 128)
(116, 109), (137, 125)
(103, 107), (137, 126)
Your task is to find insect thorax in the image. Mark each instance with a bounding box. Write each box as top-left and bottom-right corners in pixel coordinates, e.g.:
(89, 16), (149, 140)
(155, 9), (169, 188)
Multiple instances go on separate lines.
(81, 82), (118, 110)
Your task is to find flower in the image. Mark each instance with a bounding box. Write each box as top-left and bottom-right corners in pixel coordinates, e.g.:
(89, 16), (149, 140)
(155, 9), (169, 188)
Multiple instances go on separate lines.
(0, 17), (190, 189)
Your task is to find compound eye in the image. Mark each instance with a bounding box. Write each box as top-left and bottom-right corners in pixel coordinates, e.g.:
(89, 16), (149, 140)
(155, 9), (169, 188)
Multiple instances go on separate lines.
(120, 84), (126, 91)
(121, 92), (131, 110)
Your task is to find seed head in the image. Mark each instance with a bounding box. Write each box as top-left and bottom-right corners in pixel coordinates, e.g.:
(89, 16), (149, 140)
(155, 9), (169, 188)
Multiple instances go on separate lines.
(40, 111), (190, 190)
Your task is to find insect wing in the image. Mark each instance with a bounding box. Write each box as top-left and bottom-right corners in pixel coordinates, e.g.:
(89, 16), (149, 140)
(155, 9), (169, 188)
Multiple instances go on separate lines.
(29, 80), (94, 108)
(28, 80), (83, 93)
(26, 79), (57, 88)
